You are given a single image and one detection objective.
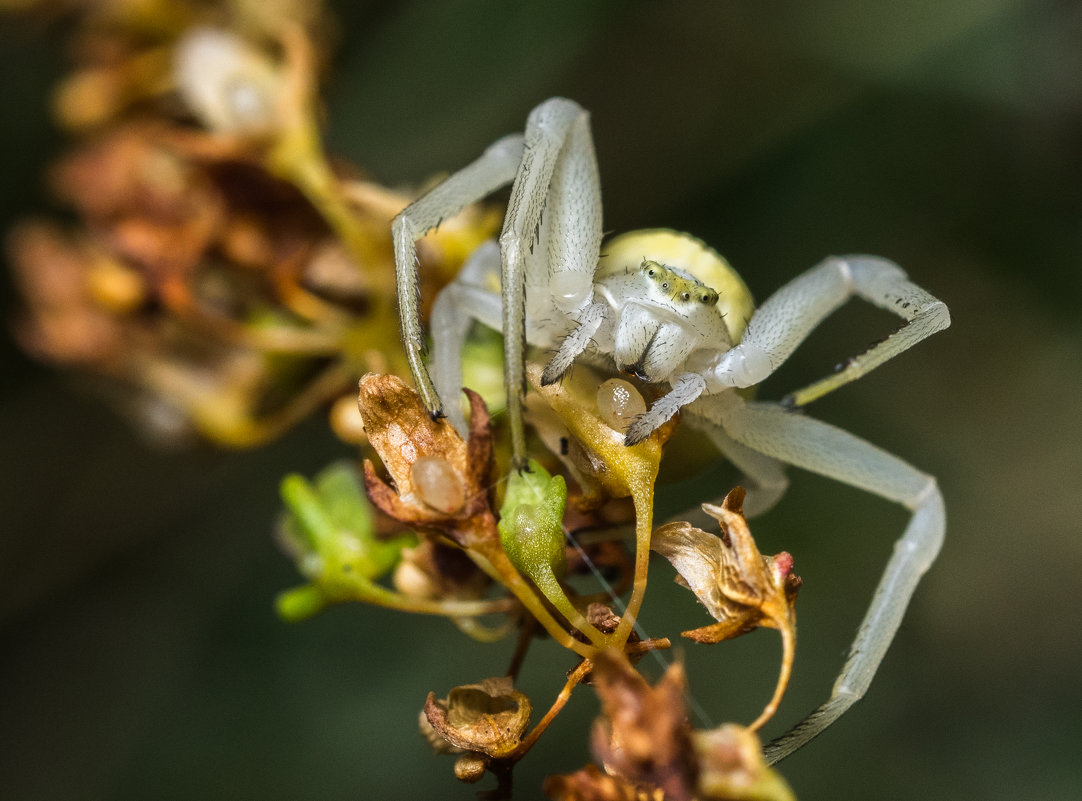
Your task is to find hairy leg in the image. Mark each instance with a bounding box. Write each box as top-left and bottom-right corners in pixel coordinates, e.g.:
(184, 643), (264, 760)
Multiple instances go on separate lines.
(717, 396), (944, 762)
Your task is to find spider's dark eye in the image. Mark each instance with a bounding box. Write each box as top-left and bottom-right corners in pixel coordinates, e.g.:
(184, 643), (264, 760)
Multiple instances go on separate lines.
(700, 295), (710, 303)
(647, 269), (655, 276)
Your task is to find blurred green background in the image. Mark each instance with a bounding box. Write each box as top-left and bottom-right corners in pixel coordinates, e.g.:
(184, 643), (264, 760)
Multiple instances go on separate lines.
(2, 1), (1081, 799)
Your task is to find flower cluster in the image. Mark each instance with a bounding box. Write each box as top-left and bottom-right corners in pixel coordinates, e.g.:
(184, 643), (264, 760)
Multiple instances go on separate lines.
(8, 0), (496, 446)
(333, 368), (801, 799)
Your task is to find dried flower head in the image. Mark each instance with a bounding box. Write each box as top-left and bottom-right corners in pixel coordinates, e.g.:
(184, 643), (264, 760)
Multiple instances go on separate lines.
(588, 652), (698, 801)
(423, 676), (532, 760)
(544, 762), (662, 801)
(652, 487), (801, 730)
(359, 374), (496, 548)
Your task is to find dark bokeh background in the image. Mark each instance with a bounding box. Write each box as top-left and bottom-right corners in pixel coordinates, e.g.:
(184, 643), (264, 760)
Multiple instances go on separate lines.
(3, 1), (1081, 799)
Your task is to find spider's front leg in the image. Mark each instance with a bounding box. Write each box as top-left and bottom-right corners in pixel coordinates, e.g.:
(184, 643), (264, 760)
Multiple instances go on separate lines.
(539, 301), (608, 385)
(623, 372), (708, 445)
(392, 135), (525, 417)
(708, 255), (950, 402)
(497, 98), (602, 467)
(429, 241), (503, 435)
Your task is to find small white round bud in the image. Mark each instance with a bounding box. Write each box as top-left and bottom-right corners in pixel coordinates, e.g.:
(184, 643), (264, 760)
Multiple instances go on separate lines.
(596, 378), (646, 434)
(411, 456), (466, 514)
(454, 753), (487, 783)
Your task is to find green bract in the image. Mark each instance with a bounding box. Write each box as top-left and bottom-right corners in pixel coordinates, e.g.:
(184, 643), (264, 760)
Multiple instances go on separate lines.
(498, 460), (568, 581)
(497, 460), (614, 647)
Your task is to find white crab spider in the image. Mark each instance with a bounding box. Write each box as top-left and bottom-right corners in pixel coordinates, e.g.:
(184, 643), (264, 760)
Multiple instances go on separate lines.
(392, 98), (950, 762)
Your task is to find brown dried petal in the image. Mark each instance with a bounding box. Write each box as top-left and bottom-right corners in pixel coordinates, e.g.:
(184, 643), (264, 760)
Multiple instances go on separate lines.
(589, 652), (697, 801)
(423, 677), (532, 759)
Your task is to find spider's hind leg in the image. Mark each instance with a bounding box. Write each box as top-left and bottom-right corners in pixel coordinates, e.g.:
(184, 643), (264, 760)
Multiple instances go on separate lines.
(683, 405), (790, 517)
(715, 396), (944, 763)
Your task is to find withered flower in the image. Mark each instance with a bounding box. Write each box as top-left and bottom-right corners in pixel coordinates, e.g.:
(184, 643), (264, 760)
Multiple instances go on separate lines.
(392, 540), (490, 606)
(358, 373), (496, 548)
(8, 221), (132, 367)
(423, 676), (532, 760)
(692, 725), (795, 801)
(392, 540), (514, 643)
(550, 652), (796, 801)
(588, 652), (698, 801)
(651, 487), (801, 730)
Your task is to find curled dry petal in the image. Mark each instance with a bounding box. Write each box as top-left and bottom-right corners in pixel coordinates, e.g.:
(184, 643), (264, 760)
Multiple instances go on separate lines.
(651, 487), (801, 729)
(359, 373), (495, 547)
(589, 652), (697, 801)
(423, 676), (532, 759)
(651, 487), (800, 644)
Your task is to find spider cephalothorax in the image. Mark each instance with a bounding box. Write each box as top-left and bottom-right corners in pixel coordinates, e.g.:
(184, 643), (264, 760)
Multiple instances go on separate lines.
(392, 97), (950, 763)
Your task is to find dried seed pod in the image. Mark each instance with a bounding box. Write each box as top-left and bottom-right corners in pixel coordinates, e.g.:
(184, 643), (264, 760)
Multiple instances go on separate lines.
(424, 677), (532, 759)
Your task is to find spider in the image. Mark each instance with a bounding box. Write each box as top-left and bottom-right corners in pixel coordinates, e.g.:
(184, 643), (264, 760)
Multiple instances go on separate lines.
(391, 98), (950, 762)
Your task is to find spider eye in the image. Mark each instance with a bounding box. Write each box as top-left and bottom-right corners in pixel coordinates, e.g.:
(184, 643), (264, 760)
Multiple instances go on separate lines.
(647, 269), (655, 276)
(681, 292), (690, 301)
(661, 282), (669, 289)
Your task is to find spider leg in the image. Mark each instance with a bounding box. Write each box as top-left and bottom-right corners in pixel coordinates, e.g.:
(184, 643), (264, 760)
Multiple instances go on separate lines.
(498, 98), (602, 468)
(540, 301), (607, 385)
(709, 256), (950, 400)
(623, 372), (707, 445)
(429, 241), (503, 435)
(684, 408), (790, 517)
(715, 394), (944, 763)
(392, 134), (525, 417)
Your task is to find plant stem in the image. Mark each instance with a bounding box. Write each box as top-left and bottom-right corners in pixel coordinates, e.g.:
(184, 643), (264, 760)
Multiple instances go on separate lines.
(611, 480), (654, 648)
(749, 621), (796, 732)
(468, 545), (596, 659)
(512, 659), (593, 761)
